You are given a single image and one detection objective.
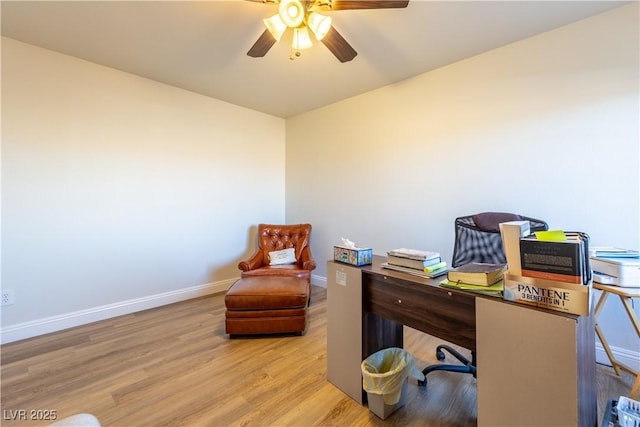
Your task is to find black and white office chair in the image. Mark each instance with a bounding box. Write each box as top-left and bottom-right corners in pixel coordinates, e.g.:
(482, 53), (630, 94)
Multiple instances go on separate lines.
(418, 212), (548, 386)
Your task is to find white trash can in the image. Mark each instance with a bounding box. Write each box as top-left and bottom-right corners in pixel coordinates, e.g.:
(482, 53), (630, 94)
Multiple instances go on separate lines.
(361, 347), (425, 419)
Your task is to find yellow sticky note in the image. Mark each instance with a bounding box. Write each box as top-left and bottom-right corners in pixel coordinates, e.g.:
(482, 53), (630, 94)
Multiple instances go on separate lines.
(534, 230), (567, 241)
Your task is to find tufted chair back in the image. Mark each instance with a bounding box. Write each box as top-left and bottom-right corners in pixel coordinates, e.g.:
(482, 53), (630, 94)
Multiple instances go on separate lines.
(238, 223), (317, 279)
(257, 224), (311, 267)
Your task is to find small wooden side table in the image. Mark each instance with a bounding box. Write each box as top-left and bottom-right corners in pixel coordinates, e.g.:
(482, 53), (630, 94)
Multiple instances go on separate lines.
(593, 283), (640, 397)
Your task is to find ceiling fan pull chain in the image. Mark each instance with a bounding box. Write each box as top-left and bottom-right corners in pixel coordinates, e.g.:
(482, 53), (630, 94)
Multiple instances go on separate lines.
(290, 30), (302, 60)
(290, 48), (301, 60)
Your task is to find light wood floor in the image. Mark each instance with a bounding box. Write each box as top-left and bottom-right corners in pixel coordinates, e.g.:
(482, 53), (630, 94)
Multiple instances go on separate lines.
(1, 286), (636, 426)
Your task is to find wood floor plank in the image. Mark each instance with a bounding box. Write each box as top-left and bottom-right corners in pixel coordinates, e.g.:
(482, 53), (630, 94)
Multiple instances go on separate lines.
(1, 286), (635, 426)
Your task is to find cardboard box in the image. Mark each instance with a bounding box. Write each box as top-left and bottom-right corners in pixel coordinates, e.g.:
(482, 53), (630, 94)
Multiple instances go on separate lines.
(333, 246), (372, 266)
(504, 273), (591, 316)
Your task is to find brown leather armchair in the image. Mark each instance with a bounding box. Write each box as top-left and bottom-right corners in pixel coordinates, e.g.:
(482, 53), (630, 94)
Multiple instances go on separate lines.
(225, 224), (317, 336)
(238, 223), (317, 280)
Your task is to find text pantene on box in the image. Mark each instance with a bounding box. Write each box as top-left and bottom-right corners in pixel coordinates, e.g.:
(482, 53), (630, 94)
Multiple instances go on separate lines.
(516, 285), (571, 306)
(504, 274), (590, 315)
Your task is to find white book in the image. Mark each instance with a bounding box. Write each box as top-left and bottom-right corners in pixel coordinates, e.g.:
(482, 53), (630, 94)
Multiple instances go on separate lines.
(590, 246), (639, 259)
(381, 262), (449, 278)
(387, 248), (440, 261)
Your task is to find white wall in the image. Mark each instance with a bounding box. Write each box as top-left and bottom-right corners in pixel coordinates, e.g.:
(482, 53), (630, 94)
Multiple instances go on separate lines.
(2, 4), (638, 364)
(286, 5), (639, 360)
(1, 38), (286, 341)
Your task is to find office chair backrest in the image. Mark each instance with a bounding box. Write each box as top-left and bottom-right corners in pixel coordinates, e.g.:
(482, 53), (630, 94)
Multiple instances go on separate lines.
(451, 212), (548, 268)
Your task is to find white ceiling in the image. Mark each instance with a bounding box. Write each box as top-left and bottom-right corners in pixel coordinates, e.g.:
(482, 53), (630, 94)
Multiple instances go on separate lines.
(1, 0), (630, 118)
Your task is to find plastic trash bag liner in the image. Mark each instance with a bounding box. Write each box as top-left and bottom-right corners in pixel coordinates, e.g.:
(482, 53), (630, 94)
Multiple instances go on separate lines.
(361, 347), (425, 405)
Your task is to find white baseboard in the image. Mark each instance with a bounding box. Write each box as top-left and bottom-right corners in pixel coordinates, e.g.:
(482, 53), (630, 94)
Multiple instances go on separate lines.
(0, 278), (237, 345)
(1, 275), (329, 345)
(596, 341), (640, 372)
(311, 274), (327, 288)
(9, 272), (635, 371)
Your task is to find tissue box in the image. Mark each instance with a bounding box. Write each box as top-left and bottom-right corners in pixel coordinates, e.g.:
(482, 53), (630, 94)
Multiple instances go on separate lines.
(333, 246), (372, 266)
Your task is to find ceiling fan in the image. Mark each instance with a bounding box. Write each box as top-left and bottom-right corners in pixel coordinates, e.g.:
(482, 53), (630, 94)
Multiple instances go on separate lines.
(246, 0), (409, 62)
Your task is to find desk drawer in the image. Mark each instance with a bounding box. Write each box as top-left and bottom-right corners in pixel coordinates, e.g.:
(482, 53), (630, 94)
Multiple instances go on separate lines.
(363, 272), (476, 351)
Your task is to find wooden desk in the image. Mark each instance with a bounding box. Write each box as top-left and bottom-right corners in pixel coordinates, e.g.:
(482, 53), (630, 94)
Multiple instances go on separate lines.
(361, 258), (476, 360)
(593, 283), (640, 397)
(327, 256), (597, 426)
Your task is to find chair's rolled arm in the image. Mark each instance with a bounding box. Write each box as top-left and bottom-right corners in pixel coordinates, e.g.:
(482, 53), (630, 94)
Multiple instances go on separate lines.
(299, 246), (317, 271)
(238, 250), (264, 272)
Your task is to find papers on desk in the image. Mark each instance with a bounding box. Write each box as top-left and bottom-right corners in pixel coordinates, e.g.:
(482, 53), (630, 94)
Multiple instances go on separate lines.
(440, 279), (504, 298)
(381, 262), (449, 279)
(591, 246), (639, 259)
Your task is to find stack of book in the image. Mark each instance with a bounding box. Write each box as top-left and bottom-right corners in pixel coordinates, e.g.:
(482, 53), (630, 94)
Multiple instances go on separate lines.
(439, 262), (506, 297)
(501, 229), (593, 315)
(591, 247), (639, 259)
(381, 248), (448, 278)
(519, 231), (590, 285)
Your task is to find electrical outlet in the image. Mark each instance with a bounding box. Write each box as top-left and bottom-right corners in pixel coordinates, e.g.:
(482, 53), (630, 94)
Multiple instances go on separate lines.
(1, 289), (15, 306)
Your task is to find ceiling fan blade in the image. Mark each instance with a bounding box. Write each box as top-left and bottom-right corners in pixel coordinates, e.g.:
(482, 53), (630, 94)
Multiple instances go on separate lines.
(247, 29), (277, 58)
(321, 0), (409, 10)
(321, 26), (357, 63)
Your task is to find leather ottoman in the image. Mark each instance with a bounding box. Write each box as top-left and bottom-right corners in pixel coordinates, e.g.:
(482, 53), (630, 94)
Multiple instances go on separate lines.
(225, 276), (310, 336)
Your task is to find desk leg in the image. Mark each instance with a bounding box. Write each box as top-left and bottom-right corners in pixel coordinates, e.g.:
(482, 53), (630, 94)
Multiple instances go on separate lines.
(362, 312), (403, 360)
(632, 374), (640, 399)
(594, 291), (622, 376)
(595, 289), (640, 398)
(476, 297), (596, 427)
(619, 295), (640, 399)
(619, 295), (640, 336)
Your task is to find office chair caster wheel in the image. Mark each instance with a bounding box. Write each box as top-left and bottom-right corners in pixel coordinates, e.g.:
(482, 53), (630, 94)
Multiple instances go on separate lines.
(436, 349), (446, 361)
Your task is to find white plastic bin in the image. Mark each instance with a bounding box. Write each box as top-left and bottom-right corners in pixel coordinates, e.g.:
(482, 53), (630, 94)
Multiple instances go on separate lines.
(361, 347), (424, 419)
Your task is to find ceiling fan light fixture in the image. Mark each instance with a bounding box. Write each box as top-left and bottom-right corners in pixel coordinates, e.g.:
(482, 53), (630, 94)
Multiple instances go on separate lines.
(307, 12), (332, 40)
(278, 0), (305, 28)
(292, 26), (313, 50)
(263, 14), (287, 41)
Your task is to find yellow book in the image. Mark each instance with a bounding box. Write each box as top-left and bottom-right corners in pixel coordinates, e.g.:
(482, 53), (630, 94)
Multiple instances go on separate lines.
(446, 262), (505, 286)
(423, 261), (447, 273)
(440, 279), (504, 292)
